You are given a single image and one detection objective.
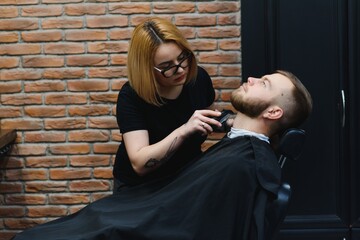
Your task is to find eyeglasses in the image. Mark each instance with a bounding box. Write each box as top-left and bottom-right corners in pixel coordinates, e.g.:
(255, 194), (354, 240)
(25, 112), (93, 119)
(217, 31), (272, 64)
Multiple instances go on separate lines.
(153, 52), (192, 78)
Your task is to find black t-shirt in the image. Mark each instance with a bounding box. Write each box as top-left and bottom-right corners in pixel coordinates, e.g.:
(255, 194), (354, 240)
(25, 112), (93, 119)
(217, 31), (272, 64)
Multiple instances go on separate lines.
(114, 66), (215, 185)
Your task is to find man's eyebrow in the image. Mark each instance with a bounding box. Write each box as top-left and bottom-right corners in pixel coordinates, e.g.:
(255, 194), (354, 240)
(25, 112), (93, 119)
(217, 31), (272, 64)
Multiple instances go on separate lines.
(263, 76), (272, 87)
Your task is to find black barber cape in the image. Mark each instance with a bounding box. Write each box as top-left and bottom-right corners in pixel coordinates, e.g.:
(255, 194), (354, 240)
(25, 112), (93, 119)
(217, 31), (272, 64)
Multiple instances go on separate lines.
(14, 136), (281, 240)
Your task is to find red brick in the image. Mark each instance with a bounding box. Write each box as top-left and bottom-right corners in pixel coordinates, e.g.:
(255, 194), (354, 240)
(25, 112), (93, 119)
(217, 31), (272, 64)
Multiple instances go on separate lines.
(93, 168), (112, 179)
(5, 169), (47, 181)
(23, 56), (64, 68)
(25, 181), (67, 192)
(66, 55), (108, 67)
(109, 29), (132, 40)
(0, 183), (22, 193)
(0, 82), (21, 93)
(24, 80), (65, 93)
(0, 32), (18, 43)
(65, 4), (106, 16)
(198, 52), (241, 64)
(65, 30), (107, 41)
(21, 5), (62, 17)
(1, 94), (42, 106)
(0, 206), (25, 217)
(68, 105), (111, 116)
(111, 79), (127, 91)
(44, 118), (86, 130)
(86, 16), (128, 28)
(175, 16), (216, 26)
(21, 31), (62, 42)
(198, 2), (240, 13)
(92, 192), (112, 202)
(0, 0), (38, 4)
(0, 7), (18, 18)
(25, 131), (66, 142)
(219, 39), (241, 50)
(218, 14), (241, 25)
(88, 117), (118, 129)
(109, 3), (151, 14)
(198, 26), (240, 38)
(212, 77), (242, 89)
(111, 130), (122, 142)
(50, 168), (91, 180)
(68, 130), (110, 142)
(26, 157), (67, 168)
(69, 180), (110, 192)
(88, 67), (127, 78)
(44, 93), (87, 105)
(88, 42), (128, 53)
(0, 157), (24, 169)
(110, 54), (127, 65)
(4, 218), (46, 230)
(0, 44), (41, 55)
(93, 143), (119, 154)
(44, 43), (85, 54)
(89, 93), (118, 103)
(70, 155), (110, 167)
(69, 205), (86, 214)
(43, 0), (82, 3)
(6, 194), (46, 205)
(49, 193), (90, 204)
(189, 40), (217, 51)
(49, 143), (90, 155)
(67, 79), (109, 92)
(220, 65), (242, 77)
(0, 57), (19, 68)
(0, 19), (38, 30)
(42, 17), (83, 29)
(153, 2), (195, 13)
(42, 68), (85, 79)
(0, 69), (42, 81)
(27, 206), (67, 217)
(0, 107), (22, 118)
(0, 232), (18, 240)
(1, 119), (43, 130)
(21, 30), (62, 42)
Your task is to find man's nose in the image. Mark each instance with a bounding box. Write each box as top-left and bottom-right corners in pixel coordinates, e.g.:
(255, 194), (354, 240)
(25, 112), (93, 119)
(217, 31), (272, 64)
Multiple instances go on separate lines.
(247, 77), (259, 85)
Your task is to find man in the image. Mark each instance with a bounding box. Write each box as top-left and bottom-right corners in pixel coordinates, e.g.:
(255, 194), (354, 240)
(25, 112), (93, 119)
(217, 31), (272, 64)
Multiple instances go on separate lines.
(13, 70), (312, 240)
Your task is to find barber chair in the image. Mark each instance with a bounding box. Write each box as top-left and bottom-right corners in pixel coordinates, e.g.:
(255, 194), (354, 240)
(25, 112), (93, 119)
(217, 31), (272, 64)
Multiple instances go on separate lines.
(266, 128), (306, 240)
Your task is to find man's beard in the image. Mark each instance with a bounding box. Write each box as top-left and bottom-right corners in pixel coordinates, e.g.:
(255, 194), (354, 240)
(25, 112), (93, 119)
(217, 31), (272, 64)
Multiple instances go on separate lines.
(230, 89), (270, 118)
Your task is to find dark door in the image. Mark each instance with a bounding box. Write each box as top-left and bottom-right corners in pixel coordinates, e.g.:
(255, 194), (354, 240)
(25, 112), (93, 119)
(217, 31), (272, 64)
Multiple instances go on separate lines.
(241, 0), (359, 239)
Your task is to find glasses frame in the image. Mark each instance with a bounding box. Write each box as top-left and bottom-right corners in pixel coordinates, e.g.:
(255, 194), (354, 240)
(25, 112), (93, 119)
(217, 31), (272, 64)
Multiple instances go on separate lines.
(153, 52), (192, 78)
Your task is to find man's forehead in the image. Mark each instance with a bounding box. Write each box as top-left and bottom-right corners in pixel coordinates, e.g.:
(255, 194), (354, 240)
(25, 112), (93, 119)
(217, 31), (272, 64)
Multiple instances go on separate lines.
(264, 73), (293, 88)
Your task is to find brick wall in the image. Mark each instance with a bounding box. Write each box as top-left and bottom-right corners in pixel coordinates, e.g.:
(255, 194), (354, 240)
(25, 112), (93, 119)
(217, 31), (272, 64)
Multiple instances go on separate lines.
(0, 1), (241, 239)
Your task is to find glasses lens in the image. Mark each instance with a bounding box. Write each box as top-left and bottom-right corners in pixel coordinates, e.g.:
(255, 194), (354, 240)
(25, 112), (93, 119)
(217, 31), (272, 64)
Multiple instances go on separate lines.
(163, 53), (191, 77)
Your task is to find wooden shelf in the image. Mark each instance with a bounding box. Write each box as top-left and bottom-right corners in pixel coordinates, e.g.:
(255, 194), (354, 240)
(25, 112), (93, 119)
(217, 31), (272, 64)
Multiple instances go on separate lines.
(0, 129), (16, 154)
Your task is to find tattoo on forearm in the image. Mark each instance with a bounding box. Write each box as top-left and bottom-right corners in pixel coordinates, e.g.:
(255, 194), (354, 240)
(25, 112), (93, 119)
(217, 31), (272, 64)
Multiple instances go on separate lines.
(144, 137), (178, 169)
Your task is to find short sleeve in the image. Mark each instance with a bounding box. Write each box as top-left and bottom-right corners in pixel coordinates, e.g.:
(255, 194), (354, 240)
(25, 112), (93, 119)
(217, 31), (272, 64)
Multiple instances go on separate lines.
(116, 82), (147, 134)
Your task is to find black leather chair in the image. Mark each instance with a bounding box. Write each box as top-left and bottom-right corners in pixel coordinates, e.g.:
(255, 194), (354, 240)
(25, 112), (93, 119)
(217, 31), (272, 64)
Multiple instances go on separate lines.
(266, 128), (306, 240)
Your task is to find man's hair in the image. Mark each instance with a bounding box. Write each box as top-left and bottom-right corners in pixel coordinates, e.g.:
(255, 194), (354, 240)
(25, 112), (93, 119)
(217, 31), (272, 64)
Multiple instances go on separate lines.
(273, 70), (313, 134)
(127, 17), (198, 106)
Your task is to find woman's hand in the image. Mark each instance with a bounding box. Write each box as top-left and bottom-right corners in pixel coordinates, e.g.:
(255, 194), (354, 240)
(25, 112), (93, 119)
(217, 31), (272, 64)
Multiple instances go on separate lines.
(183, 109), (222, 136)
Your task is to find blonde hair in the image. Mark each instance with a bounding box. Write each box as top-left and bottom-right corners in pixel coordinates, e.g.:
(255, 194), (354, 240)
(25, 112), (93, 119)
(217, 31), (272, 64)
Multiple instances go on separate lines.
(127, 17), (198, 106)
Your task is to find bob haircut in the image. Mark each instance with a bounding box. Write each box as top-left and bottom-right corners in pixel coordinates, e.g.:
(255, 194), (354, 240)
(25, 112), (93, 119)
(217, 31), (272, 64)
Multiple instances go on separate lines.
(127, 17), (198, 106)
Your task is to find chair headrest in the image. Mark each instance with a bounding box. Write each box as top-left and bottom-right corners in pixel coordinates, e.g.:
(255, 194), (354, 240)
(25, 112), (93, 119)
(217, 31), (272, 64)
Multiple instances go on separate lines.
(278, 128), (306, 161)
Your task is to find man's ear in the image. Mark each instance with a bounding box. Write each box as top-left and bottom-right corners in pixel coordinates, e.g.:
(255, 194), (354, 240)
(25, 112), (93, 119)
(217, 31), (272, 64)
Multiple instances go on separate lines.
(263, 106), (283, 120)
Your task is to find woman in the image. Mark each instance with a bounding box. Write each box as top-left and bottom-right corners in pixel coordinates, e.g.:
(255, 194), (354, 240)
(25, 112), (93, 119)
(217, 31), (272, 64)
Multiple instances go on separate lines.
(113, 17), (222, 190)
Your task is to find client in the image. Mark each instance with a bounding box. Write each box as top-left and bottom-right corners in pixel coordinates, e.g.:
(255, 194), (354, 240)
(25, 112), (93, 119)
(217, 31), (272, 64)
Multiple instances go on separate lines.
(13, 70), (312, 240)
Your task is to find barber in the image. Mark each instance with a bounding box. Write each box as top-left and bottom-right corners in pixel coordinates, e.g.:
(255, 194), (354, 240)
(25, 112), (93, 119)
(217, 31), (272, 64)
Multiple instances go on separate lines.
(113, 17), (222, 191)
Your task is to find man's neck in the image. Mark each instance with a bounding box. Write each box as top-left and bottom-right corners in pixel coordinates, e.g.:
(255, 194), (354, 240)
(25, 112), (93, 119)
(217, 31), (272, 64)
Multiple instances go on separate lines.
(232, 112), (269, 137)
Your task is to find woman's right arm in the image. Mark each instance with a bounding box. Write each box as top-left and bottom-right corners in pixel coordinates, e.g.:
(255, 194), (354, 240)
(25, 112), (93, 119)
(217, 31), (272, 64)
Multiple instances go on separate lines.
(123, 109), (222, 176)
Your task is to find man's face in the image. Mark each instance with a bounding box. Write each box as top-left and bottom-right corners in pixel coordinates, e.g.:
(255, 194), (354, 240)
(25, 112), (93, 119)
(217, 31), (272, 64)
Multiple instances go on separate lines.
(231, 73), (294, 118)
